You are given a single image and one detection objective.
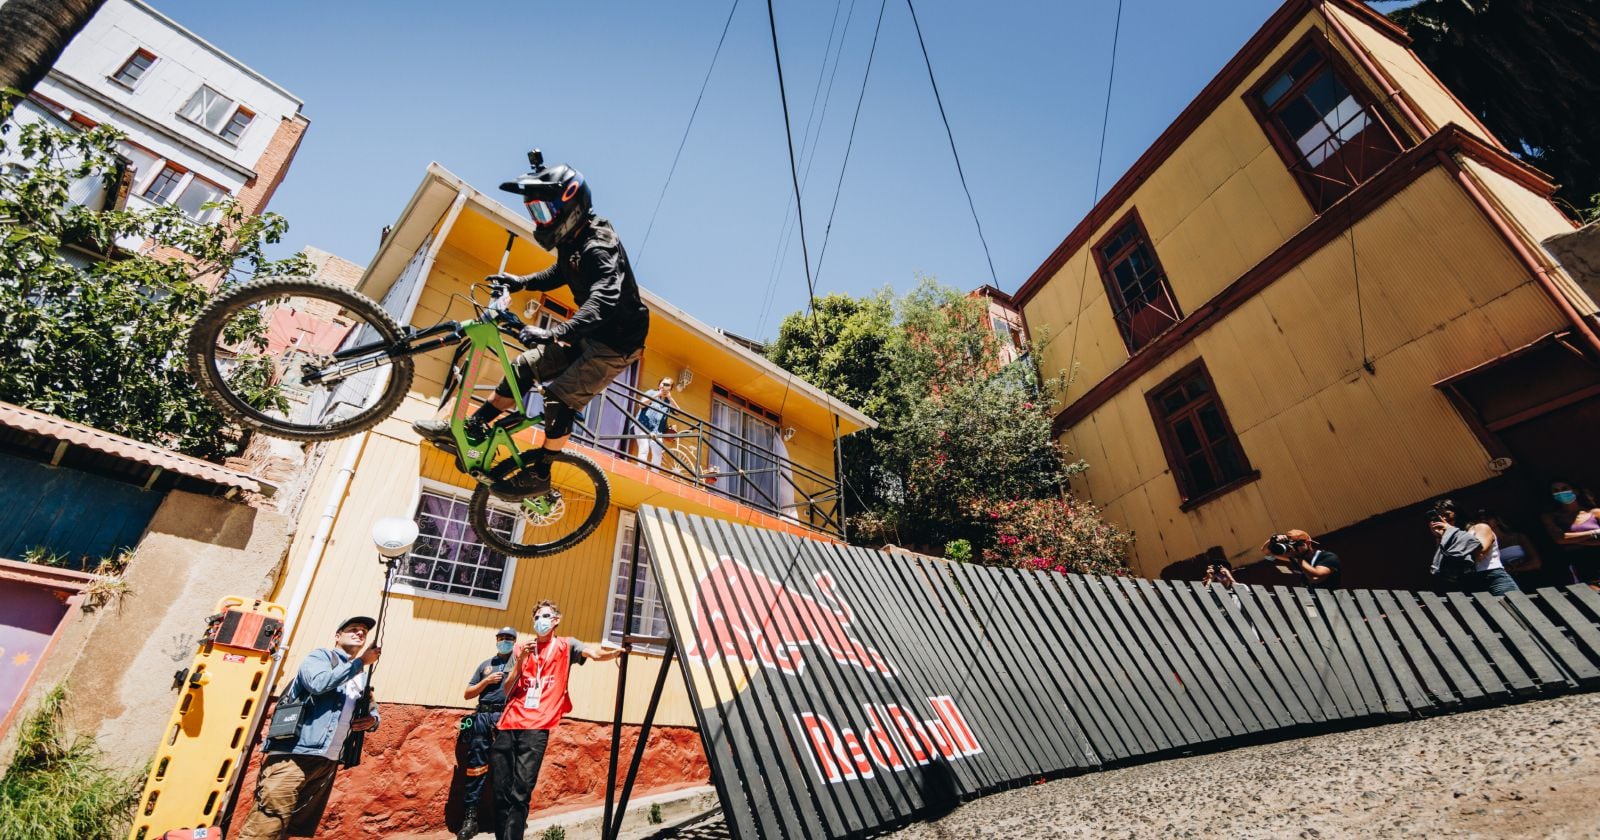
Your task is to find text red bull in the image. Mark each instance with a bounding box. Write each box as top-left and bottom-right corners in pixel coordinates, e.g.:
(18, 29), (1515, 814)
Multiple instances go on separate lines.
(689, 557), (896, 677)
(795, 696), (982, 784)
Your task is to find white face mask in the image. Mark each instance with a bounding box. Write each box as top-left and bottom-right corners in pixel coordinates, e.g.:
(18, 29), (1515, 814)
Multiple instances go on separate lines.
(534, 616), (555, 636)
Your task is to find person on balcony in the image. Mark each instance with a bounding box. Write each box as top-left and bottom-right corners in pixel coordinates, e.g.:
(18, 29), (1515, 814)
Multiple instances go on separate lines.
(413, 153), (650, 494)
(632, 375), (676, 467)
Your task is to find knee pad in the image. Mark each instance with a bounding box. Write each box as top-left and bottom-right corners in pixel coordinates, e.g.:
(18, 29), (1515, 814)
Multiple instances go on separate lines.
(544, 399), (578, 439)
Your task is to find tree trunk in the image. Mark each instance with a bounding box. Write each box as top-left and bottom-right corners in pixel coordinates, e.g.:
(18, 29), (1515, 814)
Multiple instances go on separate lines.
(0, 0), (108, 98)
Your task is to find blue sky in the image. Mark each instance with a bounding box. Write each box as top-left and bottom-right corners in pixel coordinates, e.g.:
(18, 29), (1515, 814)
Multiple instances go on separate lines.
(152, 0), (1416, 341)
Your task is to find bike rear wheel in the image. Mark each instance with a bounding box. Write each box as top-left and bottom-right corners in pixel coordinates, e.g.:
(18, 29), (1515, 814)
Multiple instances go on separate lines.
(469, 450), (610, 558)
(187, 277), (414, 441)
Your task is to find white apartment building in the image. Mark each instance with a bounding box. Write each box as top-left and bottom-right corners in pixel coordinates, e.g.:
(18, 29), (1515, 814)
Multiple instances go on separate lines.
(11, 0), (307, 224)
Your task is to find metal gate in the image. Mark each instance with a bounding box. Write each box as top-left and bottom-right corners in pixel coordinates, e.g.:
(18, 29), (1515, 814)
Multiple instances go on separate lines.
(636, 505), (1600, 839)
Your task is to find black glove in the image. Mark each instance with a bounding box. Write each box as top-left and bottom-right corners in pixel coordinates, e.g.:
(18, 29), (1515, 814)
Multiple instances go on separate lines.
(519, 325), (557, 346)
(487, 272), (525, 292)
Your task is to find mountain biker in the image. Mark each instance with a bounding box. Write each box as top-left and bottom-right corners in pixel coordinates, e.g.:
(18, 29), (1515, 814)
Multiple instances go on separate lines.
(412, 154), (650, 492)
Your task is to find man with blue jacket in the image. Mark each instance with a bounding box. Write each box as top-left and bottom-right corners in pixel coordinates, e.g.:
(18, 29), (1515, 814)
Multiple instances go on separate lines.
(235, 615), (382, 840)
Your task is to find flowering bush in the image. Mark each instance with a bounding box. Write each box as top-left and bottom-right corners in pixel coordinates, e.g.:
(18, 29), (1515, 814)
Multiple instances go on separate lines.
(976, 496), (1133, 576)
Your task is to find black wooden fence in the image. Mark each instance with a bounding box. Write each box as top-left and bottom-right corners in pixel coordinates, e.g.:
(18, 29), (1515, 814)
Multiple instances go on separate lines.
(636, 505), (1600, 840)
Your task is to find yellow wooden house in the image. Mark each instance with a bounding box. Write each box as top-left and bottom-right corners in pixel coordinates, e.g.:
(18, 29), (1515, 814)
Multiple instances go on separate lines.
(259, 163), (874, 831)
(1015, 0), (1598, 588)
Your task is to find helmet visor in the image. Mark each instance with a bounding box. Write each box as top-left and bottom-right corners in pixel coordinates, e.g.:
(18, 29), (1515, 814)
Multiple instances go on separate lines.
(527, 199), (559, 225)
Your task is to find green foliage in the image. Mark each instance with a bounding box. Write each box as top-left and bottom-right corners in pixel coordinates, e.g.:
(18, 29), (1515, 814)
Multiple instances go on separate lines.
(977, 496), (1134, 576)
(0, 100), (309, 460)
(1390, 0), (1600, 215)
(943, 539), (972, 563)
(0, 685), (141, 839)
(648, 802), (664, 824)
(769, 277), (1131, 573)
(539, 826), (567, 840)
(1583, 193), (1600, 224)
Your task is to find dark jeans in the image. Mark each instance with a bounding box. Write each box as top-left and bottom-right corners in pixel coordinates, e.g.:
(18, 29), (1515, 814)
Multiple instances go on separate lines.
(459, 709), (501, 807)
(1464, 567), (1519, 596)
(489, 727), (551, 840)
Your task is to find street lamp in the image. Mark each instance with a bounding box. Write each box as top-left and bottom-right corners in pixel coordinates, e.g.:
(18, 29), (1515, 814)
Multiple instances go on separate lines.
(372, 517), (419, 559)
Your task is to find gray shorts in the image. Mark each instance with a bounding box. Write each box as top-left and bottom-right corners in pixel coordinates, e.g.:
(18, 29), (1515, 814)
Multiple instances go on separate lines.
(499, 337), (641, 410)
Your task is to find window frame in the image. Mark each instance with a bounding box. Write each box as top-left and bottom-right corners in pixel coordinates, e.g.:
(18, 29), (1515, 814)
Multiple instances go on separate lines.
(218, 106), (255, 143)
(1243, 31), (1401, 212)
(110, 49), (157, 90)
(140, 162), (186, 204)
(1092, 209), (1184, 355)
(601, 509), (670, 655)
(387, 477), (523, 609)
(1144, 359), (1259, 510)
(709, 385), (783, 508)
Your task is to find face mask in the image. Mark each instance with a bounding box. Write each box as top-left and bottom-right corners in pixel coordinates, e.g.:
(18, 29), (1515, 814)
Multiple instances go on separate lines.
(1554, 490), (1578, 505)
(496, 640), (514, 655)
(534, 617), (554, 636)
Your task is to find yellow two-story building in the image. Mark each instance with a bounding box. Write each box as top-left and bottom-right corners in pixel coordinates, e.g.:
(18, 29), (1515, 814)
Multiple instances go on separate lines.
(252, 163), (874, 837)
(1016, 0), (1597, 589)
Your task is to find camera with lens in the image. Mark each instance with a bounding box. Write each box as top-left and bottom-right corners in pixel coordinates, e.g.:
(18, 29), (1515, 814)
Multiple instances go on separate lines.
(1265, 533), (1295, 556)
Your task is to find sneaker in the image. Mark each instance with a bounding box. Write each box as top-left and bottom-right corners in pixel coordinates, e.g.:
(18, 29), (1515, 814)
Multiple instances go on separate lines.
(411, 417), (487, 448)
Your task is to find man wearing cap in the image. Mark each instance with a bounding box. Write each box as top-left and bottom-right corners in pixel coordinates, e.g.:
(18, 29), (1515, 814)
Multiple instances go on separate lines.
(235, 615), (381, 840)
(1263, 529), (1341, 589)
(455, 626), (518, 840)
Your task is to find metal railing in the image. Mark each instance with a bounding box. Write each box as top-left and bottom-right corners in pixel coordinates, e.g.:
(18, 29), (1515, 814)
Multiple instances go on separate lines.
(571, 379), (844, 537)
(1288, 99), (1405, 208)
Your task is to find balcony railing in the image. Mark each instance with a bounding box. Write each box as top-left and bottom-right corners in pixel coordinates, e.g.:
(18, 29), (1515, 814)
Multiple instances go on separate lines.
(570, 379), (844, 537)
(1287, 98), (1405, 210)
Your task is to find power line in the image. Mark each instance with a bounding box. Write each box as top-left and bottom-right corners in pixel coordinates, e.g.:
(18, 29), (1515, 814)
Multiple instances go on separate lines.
(1063, 0), (1125, 381)
(903, 0), (997, 288)
(764, 0), (819, 313)
(635, 0), (742, 266)
(815, 0), (889, 285)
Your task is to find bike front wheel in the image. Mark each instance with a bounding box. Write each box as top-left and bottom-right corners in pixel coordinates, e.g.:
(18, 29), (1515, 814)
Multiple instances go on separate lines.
(187, 277), (415, 441)
(469, 451), (611, 558)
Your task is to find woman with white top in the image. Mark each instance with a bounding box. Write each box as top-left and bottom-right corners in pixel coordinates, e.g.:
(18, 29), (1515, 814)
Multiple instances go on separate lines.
(1460, 505), (1519, 595)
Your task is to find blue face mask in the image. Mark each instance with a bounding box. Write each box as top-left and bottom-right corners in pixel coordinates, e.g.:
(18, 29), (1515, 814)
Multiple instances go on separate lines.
(1554, 490), (1578, 505)
(534, 617), (554, 636)
(496, 639), (514, 655)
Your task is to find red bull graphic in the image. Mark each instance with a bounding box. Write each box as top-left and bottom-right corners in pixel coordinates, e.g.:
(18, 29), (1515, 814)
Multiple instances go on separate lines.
(689, 558), (896, 678)
(795, 696), (982, 784)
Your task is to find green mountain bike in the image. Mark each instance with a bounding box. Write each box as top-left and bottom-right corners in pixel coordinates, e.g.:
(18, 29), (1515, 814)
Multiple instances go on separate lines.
(186, 276), (609, 558)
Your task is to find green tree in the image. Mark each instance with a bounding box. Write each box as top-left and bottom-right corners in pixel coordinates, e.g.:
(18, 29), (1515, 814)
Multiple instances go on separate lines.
(770, 278), (1131, 572)
(1389, 0), (1600, 215)
(0, 102), (308, 460)
(0, 0), (107, 97)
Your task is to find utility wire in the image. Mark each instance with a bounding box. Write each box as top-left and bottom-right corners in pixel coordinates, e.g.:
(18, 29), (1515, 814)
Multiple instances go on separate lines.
(815, 0), (889, 284)
(1063, 0), (1125, 381)
(635, 0), (742, 266)
(903, 0), (997, 288)
(765, 0), (819, 312)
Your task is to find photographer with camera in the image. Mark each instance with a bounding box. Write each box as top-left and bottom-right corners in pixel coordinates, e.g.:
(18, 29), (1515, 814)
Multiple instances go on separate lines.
(1262, 529), (1340, 588)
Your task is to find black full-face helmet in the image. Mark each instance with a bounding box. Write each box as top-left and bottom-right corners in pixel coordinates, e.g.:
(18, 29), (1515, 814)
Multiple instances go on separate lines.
(501, 149), (592, 251)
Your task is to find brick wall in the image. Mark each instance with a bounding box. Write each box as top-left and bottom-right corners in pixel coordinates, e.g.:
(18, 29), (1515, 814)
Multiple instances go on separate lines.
(236, 114), (310, 218)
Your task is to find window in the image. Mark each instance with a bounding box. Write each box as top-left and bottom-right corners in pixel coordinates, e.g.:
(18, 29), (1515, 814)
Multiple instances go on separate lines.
(1147, 361), (1256, 506)
(604, 510), (670, 653)
(173, 176), (224, 223)
(575, 360), (639, 458)
(141, 164), (184, 203)
(396, 483), (519, 606)
(709, 386), (782, 508)
(111, 49), (156, 88)
(219, 107), (254, 142)
(1094, 212), (1182, 354)
(179, 85), (236, 133)
(1248, 36), (1402, 210)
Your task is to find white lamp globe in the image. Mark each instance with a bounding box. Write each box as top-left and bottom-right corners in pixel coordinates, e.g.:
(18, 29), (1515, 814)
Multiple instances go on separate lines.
(372, 517), (420, 558)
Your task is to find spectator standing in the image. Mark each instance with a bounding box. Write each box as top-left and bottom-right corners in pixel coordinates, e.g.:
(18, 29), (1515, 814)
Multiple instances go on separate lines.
(1263, 529), (1340, 588)
(491, 601), (622, 840)
(1481, 512), (1542, 586)
(235, 616), (380, 840)
(1429, 500), (1518, 595)
(1541, 479), (1600, 587)
(456, 626), (518, 840)
(633, 376), (676, 467)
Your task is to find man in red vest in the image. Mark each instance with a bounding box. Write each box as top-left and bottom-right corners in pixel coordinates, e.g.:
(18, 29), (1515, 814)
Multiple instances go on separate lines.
(490, 600), (622, 840)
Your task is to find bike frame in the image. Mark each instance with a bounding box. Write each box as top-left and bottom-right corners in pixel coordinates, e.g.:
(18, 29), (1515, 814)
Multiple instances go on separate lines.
(304, 289), (544, 482)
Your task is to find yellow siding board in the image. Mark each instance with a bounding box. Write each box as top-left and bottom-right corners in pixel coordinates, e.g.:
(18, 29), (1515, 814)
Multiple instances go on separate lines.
(1330, 5), (1489, 140)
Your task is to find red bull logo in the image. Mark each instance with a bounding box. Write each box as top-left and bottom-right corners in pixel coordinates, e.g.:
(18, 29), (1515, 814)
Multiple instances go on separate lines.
(796, 696), (982, 784)
(689, 558), (896, 678)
